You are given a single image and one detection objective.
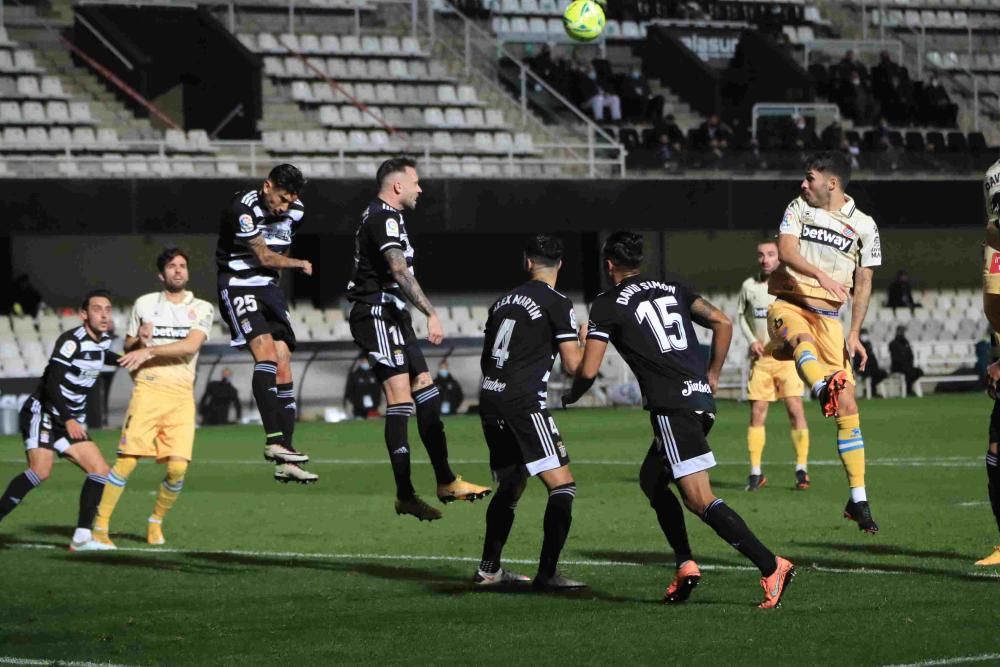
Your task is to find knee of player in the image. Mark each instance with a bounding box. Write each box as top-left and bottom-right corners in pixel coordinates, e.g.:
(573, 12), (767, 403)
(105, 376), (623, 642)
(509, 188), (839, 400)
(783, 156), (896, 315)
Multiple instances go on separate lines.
(165, 460), (189, 484)
(28, 464), (51, 482)
(91, 460), (111, 477)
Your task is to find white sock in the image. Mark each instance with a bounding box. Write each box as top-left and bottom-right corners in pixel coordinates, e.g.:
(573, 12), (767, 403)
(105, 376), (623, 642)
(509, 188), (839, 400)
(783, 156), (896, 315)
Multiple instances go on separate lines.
(750, 466), (762, 475)
(811, 380), (825, 397)
(72, 527), (92, 544)
(796, 464), (808, 472)
(850, 486), (867, 503)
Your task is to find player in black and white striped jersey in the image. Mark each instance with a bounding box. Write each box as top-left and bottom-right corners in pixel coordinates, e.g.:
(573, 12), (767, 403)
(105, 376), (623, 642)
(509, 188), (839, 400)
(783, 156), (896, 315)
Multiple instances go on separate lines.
(0, 290), (117, 551)
(215, 163), (317, 484)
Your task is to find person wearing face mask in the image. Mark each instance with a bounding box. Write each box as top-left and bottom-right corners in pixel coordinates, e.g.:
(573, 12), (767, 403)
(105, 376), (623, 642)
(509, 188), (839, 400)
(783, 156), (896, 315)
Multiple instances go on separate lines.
(619, 67), (663, 120)
(853, 329), (887, 396)
(580, 67), (622, 122)
(344, 353), (382, 419)
(434, 358), (464, 416)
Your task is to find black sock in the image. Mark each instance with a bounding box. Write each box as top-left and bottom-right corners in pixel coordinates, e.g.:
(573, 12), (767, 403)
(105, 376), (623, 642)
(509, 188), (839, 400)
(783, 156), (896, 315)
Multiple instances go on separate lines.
(77, 473), (107, 530)
(701, 498), (777, 576)
(276, 382), (296, 451)
(413, 385), (456, 486)
(385, 403), (415, 500)
(538, 482), (575, 578)
(650, 485), (693, 568)
(0, 470), (42, 522)
(988, 451), (1000, 536)
(480, 478), (525, 573)
(252, 361), (284, 446)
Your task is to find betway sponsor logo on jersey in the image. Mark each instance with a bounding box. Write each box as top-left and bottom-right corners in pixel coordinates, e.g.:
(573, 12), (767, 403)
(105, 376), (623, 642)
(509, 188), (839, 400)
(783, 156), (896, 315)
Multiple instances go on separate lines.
(800, 224), (853, 252)
(681, 379), (712, 396)
(481, 377), (507, 392)
(616, 281), (675, 305)
(493, 294), (542, 320)
(153, 326), (191, 339)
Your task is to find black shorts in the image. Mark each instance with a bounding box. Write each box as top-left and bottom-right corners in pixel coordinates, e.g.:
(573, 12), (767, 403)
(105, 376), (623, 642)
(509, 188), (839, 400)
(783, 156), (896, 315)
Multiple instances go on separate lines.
(646, 410), (717, 480)
(481, 405), (569, 479)
(19, 398), (83, 455)
(348, 302), (429, 383)
(218, 282), (296, 351)
(990, 398), (1000, 443)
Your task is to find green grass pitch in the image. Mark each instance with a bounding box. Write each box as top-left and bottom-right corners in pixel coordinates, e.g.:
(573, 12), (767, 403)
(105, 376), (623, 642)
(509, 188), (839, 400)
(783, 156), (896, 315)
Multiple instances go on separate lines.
(0, 394), (998, 666)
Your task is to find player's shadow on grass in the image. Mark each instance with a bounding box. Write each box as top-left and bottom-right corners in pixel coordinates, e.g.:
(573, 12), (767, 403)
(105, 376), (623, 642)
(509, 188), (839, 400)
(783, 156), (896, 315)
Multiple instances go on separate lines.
(24, 523), (72, 539)
(62, 552), (236, 575)
(795, 540), (976, 563)
(580, 549), (744, 568)
(790, 543), (993, 583)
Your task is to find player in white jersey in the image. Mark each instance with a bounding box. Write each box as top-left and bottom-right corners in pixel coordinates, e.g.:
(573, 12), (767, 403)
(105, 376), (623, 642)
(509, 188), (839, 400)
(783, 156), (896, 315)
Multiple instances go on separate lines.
(93, 248), (214, 547)
(737, 241), (810, 492)
(766, 151), (881, 534)
(978, 158), (1000, 566)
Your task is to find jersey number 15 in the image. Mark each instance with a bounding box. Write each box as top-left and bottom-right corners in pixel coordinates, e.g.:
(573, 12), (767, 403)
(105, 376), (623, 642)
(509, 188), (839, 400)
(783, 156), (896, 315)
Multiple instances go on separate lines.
(636, 296), (688, 353)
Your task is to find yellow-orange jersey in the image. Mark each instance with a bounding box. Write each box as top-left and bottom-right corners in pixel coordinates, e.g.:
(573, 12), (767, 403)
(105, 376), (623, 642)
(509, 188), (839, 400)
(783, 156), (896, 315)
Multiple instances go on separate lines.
(769, 195), (881, 305)
(737, 274), (773, 345)
(127, 291), (214, 393)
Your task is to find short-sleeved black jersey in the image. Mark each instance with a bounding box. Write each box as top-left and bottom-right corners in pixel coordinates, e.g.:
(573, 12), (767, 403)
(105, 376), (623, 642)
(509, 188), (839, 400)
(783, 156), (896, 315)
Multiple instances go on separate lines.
(587, 274), (714, 413)
(346, 199), (415, 307)
(30, 326), (113, 424)
(480, 280), (578, 410)
(215, 189), (305, 288)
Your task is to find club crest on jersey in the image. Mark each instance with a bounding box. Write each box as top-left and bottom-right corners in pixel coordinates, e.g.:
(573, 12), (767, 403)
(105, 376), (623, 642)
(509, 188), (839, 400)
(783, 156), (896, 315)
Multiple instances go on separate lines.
(240, 318), (252, 334)
(800, 224), (852, 252)
(681, 379), (712, 396)
(990, 252), (1000, 274)
(386, 218), (400, 237)
(570, 309), (578, 329)
(238, 214), (255, 233)
(393, 349), (405, 366)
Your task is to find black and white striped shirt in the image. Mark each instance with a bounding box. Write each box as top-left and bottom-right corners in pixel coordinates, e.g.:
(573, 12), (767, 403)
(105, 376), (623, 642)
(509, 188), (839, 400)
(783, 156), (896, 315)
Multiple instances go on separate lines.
(30, 326), (113, 424)
(215, 189), (305, 288)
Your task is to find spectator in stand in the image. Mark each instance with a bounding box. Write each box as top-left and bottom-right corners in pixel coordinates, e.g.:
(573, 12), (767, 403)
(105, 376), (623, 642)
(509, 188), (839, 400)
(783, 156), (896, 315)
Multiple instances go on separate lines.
(694, 114), (732, 151)
(854, 328), (889, 395)
(580, 67), (621, 122)
(433, 359), (464, 416)
(654, 113), (686, 147)
(840, 137), (862, 170)
(619, 67), (664, 121)
(11, 274), (43, 318)
(528, 44), (555, 82)
(821, 118), (845, 150)
(890, 325), (925, 396)
(785, 114), (819, 151)
(199, 367), (242, 425)
(835, 50), (868, 86)
(871, 51), (902, 92)
(840, 70), (879, 125)
(887, 269), (921, 312)
(920, 76), (958, 127)
(343, 354), (381, 419)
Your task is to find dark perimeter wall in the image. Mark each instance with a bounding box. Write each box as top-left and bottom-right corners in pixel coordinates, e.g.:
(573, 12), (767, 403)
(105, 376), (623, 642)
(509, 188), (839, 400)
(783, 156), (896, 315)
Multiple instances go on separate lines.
(0, 177), (987, 306)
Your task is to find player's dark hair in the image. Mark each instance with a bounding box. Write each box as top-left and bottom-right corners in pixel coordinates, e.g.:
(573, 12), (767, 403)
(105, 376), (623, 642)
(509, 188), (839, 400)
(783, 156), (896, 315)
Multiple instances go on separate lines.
(524, 234), (563, 268)
(81, 289), (112, 311)
(156, 247), (189, 274)
(267, 163), (306, 194)
(376, 157), (417, 188)
(602, 231), (644, 269)
(805, 151), (851, 188)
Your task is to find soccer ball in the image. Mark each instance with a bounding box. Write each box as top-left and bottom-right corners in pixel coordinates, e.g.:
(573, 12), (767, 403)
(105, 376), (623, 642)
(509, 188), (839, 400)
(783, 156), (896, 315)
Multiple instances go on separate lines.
(562, 0), (605, 42)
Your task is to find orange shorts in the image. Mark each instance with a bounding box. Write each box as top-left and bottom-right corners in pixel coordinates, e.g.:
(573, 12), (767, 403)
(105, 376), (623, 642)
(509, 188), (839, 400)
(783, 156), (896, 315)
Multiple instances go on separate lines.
(747, 354), (804, 402)
(767, 299), (856, 386)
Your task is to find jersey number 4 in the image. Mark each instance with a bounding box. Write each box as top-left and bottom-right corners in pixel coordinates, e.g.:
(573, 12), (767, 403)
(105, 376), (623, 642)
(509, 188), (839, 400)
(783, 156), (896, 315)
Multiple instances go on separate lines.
(491, 318), (516, 368)
(636, 296), (688, 353)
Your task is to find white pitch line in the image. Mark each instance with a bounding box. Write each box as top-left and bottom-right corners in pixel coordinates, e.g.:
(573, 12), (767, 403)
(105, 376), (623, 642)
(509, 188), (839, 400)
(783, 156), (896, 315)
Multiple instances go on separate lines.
(0, 457), (983, 468)
(9, 542), (973, 577)
(0, 658), (136, 667)
(882, 653), (1000, 667)
(956, 501), (989, 507)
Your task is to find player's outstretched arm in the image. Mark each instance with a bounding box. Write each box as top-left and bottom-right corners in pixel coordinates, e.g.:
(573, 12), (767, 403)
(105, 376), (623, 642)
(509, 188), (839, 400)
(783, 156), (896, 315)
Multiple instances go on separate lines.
(248, 236), (312, 275)
(118, 331), (208, 371)
(691, 297), (731, 392)
(563, 339), (607, 406)
(558, 340), (583, 377)
(777, 235), (848, 302)
(848, 266), (874, 370)
(384, 247), (443, 344)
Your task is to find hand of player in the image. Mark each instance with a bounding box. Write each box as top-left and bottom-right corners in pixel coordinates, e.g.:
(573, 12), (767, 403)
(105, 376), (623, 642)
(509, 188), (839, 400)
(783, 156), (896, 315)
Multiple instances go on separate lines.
(707, 370), (720, 393)
(817, 272), (849, 302)
(65, 418), (87, 441)
(987, 361), (1000, 398)
(749, 341), (765, 359)
(427, 313), (444, 345)
(138, 320), (153, 346)
(577, 321), (588, 345)
(847, 331), (867, 371)
(299, 260), (313, 276)
(118, 347), (155, 371)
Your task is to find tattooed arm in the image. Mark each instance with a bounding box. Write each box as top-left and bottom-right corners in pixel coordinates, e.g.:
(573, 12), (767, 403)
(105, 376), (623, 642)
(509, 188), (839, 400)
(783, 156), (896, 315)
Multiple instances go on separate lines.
(385, 247), (442, 344)
(248, 236), (312, 275)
